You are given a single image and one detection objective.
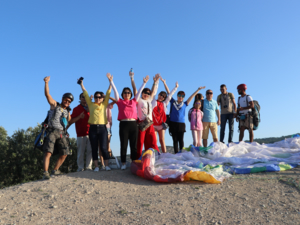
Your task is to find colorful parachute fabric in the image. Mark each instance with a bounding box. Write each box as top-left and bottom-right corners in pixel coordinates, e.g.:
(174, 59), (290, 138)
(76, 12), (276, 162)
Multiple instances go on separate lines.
(131, 137), (300, 184)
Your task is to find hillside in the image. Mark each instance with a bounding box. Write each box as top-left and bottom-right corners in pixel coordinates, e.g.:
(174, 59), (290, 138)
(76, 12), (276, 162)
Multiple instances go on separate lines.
(249, 133), (300, 144)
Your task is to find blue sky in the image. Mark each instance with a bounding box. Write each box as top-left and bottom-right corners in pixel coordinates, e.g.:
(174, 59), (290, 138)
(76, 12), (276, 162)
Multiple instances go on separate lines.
(1, 1), (299, 156)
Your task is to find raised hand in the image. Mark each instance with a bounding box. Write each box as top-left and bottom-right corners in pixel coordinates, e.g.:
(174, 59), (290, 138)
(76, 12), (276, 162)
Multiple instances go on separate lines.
(90, 95), (93, 100)
(129, 70), (134, 78)
(153, 73), (160, 82)
(198, 86), (206, 90)
(44, 76), (50, 83)
(143, 75), (149, 83)
(160, 77), (166, 83)
(175, 81), (179, 88)
(106, 73), (113, 82)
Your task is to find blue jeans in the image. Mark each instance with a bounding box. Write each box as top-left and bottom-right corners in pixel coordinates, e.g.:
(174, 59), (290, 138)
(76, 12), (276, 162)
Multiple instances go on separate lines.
(220, 114), (234, 143)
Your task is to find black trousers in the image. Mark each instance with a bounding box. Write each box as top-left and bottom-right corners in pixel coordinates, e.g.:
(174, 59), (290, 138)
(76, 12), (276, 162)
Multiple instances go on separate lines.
(172, 131), (184, 154)
(89, 125), (108, 161)
(119, 121), (138, 163)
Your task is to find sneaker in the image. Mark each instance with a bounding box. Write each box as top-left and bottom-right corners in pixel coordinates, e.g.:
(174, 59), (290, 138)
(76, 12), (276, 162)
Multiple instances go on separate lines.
(85, 167), (92, 171)
(77, 168), (84, 172)
(51, 170), (63, 176)
(94, 167), (99, 172)
(105, 166), (111, 171)
(101, 165), (106, 171)
(121, 164), (126, 170)
(43, 171), (51, 180)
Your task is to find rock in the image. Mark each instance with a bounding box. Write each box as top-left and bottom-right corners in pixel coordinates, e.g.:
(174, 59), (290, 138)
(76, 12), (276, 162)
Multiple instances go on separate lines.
(159, 211), (163, 214)
(51, 205), (58, 209)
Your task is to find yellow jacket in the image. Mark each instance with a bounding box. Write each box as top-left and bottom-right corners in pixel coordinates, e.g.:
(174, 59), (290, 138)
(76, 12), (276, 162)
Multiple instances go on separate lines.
(83, 89), (111, 125)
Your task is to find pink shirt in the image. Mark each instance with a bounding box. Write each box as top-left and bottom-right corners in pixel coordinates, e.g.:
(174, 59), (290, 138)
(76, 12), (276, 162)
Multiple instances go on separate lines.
(116, 98), (138, 121)
(189, 108), (203, 130)
(106, 103), (114, 128)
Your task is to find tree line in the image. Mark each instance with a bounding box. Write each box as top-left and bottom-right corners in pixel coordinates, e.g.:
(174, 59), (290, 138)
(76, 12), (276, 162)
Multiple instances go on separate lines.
(0, 125), (78, 189)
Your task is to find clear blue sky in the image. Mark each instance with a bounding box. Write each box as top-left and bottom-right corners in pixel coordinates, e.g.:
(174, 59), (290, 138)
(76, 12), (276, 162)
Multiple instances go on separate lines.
(1, 1), (299, 156)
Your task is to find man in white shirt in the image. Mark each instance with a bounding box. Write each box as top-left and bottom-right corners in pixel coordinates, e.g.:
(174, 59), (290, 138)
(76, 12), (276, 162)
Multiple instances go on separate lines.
(236, 84), (254, 142)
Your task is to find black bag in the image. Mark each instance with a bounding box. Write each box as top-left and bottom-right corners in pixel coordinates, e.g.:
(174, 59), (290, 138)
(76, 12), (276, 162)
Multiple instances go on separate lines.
(238, 96), (260, 130)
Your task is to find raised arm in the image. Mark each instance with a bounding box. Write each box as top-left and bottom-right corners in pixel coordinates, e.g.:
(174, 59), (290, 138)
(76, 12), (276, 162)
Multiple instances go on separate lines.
(160, 77), (170, 94)
(130, 70), (137, 96)
(44, 76), (57, 107)
(103, 74), (112, 106)
(186, 86), (206, 105)
(79, 79), (92, 106)
(135, 75), (149, 101)
(150, 73), (160, 99)
(107, 73), (119, 101)
(165, 82), (179, 105)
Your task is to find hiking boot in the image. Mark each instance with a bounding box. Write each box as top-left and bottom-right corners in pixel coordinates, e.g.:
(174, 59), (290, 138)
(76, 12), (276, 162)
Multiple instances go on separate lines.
(43, 171), (51, 180)
(105, 166), (111, 171)
(51, 170), (63, 176)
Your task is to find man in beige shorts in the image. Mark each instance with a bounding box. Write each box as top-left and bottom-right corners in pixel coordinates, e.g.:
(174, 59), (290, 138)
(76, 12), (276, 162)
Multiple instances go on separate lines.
(201, 89), (220, 147)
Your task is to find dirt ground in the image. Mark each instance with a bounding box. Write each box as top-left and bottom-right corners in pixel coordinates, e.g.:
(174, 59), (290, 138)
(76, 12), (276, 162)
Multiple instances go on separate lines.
(0, 164), (299, 225)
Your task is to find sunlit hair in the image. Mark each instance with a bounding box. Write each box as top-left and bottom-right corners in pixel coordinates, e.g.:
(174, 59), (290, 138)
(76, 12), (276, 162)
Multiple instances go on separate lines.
(177, 91), (185, 96)
(121, 87), (132, 99)
(94, 91), (104, 98)
(142, 88), (151, 95)
(220, 84), (226, 88)
(195, 93), (203, 101)
(158, 91), (167, 101)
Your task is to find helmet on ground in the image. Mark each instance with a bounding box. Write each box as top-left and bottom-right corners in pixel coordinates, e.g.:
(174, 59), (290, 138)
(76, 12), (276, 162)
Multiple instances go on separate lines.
(237, 84), (247, 90)
(62, 93), (74, 102)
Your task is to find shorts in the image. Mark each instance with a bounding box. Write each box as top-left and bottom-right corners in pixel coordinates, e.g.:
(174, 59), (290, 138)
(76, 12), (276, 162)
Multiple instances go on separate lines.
(107, 127), (112, 136)
(43, 129), (70, 155)
(239, 114), (253, 130)
(154, 125), (163, 132)
(202, 122), (218, 139)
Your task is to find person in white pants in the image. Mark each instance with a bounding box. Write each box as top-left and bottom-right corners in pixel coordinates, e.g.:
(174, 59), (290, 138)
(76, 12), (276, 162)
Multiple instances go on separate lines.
(67, 93), (93, 171)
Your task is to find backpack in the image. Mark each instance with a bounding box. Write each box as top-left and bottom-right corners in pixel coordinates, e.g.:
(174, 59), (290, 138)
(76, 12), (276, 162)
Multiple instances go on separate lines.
(238, 95), (260, 130)
(34, 103), (71, 154)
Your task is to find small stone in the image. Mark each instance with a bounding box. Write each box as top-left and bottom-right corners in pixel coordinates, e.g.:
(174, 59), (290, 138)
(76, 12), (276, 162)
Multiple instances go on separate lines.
(51, 205), (58, 209)
(159, 211), (163, 214)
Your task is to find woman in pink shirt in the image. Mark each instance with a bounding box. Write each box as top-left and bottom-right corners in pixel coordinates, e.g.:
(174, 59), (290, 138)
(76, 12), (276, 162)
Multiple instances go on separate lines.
(108, 71), (147, 170)
(188, 97), (204, 147)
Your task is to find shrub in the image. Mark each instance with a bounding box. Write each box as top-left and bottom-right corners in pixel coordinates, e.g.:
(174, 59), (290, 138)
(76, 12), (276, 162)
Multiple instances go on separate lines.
(0, 125), (78, 189)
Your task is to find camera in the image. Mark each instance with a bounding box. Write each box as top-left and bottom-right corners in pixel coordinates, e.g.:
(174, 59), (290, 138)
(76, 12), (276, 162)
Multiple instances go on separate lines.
(77, 77), (84, 85)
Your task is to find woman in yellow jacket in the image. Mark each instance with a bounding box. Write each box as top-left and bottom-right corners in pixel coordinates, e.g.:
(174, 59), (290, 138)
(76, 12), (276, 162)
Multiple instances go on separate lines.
(78, 74), (113, 171)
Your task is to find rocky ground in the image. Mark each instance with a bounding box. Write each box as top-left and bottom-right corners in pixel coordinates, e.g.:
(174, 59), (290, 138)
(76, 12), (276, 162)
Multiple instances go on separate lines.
(0, 147), (300, 225)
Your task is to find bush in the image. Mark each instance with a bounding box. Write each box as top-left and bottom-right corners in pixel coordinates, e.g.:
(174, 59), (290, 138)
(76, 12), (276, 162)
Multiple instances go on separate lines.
(0, 125), (78, 189)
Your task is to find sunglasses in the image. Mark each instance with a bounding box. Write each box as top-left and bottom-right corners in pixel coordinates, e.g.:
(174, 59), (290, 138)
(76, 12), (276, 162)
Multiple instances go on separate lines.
(178, 94), (185, 97)
(195, 102), (201, 105)
(64, 99), (72, 103)
(159, 93), (166, 98)
(143, 92), (151, 96)
(206, 92), (213, 95)
(123, 92), (131, 94)
(94, 96), (103, 99)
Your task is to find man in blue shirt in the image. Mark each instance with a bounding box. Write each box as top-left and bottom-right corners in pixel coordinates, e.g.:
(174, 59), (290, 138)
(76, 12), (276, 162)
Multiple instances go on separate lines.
(202, 89), (220, 147)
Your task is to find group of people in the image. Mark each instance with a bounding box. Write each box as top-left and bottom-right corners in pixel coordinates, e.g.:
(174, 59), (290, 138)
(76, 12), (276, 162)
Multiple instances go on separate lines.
(41, 71), (255, 179)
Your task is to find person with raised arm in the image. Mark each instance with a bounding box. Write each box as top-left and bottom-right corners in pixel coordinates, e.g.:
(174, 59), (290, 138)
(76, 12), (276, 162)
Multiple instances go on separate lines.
(108, 70), (147, 170)
(151, 77), (178, 153)
(135, 74), (160, 158)
(78, 74), (112, 171)
(42, 76), (73, 179)
(169, 86), (206, 153)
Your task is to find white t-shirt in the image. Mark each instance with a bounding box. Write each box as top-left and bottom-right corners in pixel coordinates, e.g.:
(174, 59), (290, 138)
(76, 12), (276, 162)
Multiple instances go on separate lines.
(137, 98), (153, 121)
(238, 95), (253, 115)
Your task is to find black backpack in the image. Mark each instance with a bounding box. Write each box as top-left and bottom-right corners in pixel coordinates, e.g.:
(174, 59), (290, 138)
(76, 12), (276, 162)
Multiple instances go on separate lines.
(238, 95), (260, 130)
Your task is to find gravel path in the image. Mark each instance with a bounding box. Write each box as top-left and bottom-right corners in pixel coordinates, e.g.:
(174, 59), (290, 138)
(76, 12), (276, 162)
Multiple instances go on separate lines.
(0, 165), (299, 225)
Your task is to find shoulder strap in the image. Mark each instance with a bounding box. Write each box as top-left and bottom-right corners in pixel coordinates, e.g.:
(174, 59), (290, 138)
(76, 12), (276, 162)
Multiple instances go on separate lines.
(238, 96), (240, 108)
(201, 100), (204, 111)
